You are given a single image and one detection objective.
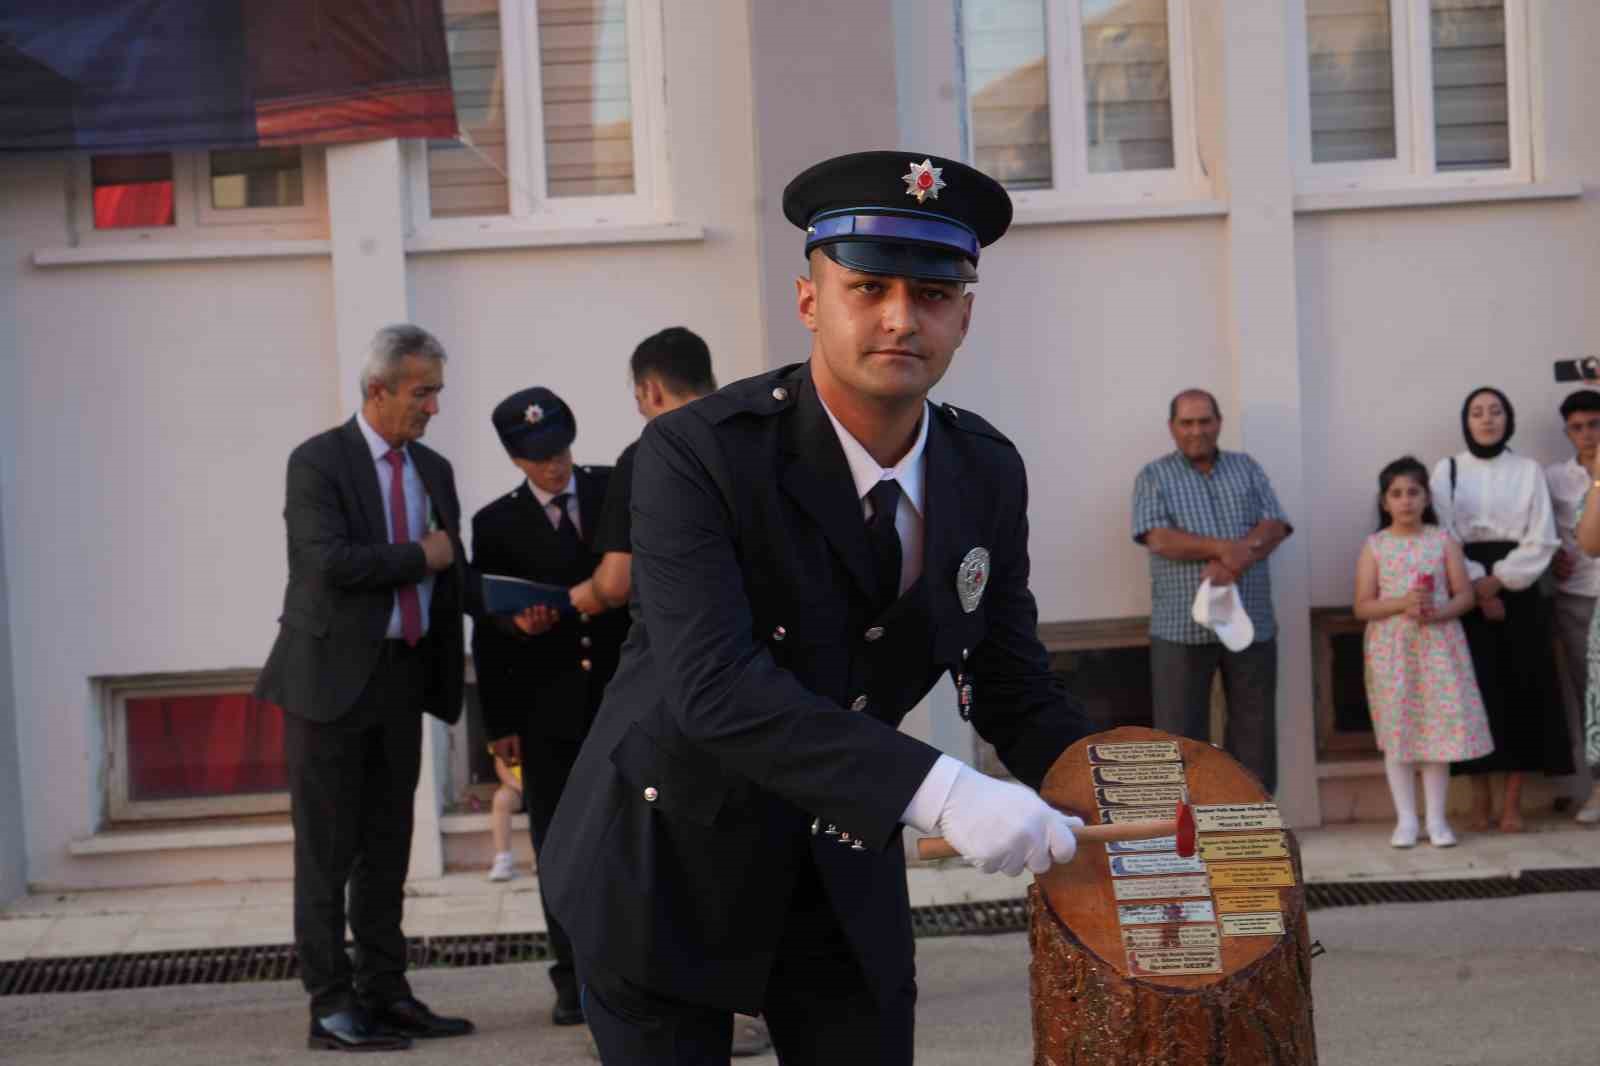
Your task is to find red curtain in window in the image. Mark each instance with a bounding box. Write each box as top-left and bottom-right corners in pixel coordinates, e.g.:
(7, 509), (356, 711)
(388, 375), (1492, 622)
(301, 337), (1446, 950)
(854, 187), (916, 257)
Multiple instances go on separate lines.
(91, 182), (174, 229)
(124, 693), (287, 802)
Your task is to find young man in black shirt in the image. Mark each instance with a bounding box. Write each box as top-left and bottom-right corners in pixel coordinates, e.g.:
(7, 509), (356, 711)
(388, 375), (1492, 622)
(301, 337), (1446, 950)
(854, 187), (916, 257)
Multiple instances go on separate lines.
(570, 327), (718, 616)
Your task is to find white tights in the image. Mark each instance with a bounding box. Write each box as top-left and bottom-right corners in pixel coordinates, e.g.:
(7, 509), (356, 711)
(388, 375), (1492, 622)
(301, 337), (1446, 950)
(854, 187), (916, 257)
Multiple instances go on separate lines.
(1384, 753), (1451, 828)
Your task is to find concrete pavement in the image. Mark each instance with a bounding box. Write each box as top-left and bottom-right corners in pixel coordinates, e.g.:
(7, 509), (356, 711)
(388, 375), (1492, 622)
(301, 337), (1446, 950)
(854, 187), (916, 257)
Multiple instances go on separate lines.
(4, 892), (1599, 1064)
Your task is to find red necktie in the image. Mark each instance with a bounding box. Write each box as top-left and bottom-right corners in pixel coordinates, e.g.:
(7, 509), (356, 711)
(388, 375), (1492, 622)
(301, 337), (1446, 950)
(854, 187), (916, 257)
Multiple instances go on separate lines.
(384, 450), (424, 647)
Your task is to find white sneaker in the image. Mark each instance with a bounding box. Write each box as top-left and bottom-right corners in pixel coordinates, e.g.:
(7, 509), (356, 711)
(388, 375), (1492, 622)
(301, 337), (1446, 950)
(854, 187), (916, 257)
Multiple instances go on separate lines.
(1427, 822), (1457, 848)
(1390, 820), (1419, 848)
(1576, 794), (1600, 825)
(488, 852), (516, 881)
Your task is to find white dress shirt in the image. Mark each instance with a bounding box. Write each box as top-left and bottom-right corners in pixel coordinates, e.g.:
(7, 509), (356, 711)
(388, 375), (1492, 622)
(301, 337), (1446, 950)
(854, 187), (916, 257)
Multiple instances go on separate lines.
(356, 410), (435, 639)
(528, 474), (582, 536)
(1430, 450), (1558, 590)
(1545, 457), (1600, 597)
(817, 397), (927, 596)
(812, 398), (964, 833)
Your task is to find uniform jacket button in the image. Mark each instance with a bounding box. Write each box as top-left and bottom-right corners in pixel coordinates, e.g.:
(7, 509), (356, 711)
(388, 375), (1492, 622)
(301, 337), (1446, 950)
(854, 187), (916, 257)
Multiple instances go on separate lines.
(643, 787), (658, 802)
(864, 626), (885, 642)
(850, 694), (869, 712)
(580, 636), (593, 648)
(772, 625), (786, 641)
(581, 658), (593, 672)
(772, 386), (788, 401)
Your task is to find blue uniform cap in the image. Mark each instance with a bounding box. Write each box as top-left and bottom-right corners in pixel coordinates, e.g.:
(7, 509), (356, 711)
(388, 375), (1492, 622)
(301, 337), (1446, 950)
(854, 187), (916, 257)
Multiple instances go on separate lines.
(492, 386), (576, 462)
(782, 151), (1012, 283)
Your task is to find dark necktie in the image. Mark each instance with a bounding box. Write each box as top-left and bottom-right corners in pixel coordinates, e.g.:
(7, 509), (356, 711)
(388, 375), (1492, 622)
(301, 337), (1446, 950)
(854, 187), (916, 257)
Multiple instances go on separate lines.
(383, 450), (424, 646)
(866, 479), (903, 612)
(551, 492), (580, 545)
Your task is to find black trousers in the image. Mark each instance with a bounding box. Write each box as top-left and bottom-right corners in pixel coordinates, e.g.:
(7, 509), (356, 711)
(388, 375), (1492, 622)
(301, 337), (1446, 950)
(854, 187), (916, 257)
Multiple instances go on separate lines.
(520, 729), (583, 1001)
(582, 849), (915, 1066)
(285, 641), (427, 1017)
(1150, 636), (1279, 794)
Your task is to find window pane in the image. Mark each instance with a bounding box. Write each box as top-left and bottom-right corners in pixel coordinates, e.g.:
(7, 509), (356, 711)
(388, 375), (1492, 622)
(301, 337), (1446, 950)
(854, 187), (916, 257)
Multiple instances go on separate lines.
(1306, 0), (1397, 163)
(1431, 0), (1509, 170)
(429, 0), (511, 217)
(539, 0), (634, 197)
(124, 693), (287, 802)
(963, 0), (1052, 190)
(91, 153), (174, 229)
(1082, 0), (1174, 173)
(210, 148), (303, 209)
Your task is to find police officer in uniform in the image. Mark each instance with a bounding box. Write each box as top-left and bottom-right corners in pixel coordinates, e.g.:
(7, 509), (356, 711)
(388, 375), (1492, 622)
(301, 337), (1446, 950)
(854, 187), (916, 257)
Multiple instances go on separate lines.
(541, 152), (1089, 1065)
(470, 387), (628, 1027)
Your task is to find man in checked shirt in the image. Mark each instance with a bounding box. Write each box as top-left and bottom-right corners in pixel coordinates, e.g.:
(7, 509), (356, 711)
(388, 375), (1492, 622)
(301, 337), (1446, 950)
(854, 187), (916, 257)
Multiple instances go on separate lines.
(1131, 388), (1293, 794)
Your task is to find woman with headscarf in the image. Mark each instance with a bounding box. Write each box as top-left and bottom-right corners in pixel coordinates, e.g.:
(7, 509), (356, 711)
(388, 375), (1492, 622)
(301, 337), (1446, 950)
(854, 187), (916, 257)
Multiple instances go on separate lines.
(1431, 387), (1573, 832)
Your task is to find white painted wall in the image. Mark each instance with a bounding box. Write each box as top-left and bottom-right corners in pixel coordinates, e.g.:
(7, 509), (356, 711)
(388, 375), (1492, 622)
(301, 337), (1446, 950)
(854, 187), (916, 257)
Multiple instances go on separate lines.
(414, 1), (765, 548)
(0, 153), (337, 888)
(3, 0), (1596, 889)
(933, 217), (1231, 623)
(0, 0), (765, 890)
(1298, 1), (1600, 607)
(1300, 197), (1600, 607)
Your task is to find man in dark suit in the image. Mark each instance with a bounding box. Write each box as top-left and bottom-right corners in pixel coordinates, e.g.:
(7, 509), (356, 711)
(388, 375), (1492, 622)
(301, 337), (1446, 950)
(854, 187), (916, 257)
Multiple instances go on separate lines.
(257, 323), (475, 1052)
(541, 152), (1089, 1065)
(470, 387), (629, 1027)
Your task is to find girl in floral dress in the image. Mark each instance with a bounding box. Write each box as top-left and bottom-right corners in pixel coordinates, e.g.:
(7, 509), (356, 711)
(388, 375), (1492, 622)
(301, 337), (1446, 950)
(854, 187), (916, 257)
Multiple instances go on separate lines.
(1354, 457), (1494, 847)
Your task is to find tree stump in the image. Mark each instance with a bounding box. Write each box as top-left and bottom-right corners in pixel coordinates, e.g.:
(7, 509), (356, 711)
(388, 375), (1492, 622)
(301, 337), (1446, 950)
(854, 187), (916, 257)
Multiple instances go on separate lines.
(1027, 726), (1317, 1065)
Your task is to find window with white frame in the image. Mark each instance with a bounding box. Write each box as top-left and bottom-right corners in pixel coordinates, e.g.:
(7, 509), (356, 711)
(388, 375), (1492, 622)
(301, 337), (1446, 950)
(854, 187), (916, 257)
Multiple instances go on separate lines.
(959, 0), (1204, 204)
(102, 671), (289, 823)
(415, 0), (666, 228)
(81, 147), (326, 238)
(1290, 0), (1530, 188)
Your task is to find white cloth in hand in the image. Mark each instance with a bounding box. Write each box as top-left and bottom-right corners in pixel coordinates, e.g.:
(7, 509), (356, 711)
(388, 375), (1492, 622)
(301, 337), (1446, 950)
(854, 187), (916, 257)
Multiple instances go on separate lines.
(934, 764), (1082, 876)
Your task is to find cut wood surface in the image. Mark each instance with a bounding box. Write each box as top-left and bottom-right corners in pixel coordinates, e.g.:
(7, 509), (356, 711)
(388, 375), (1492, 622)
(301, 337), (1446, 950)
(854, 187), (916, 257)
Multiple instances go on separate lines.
(1028, 725), (1317, 1064)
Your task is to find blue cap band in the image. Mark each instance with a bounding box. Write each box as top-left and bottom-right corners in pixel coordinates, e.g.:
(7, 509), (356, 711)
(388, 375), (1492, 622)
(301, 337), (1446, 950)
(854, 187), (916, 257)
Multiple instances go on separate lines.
(805, 210), (980, 260)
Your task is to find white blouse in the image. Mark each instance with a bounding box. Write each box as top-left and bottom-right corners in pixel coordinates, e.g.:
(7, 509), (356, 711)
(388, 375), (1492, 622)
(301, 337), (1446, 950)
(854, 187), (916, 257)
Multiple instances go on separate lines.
(1429, 451), (1558, 591)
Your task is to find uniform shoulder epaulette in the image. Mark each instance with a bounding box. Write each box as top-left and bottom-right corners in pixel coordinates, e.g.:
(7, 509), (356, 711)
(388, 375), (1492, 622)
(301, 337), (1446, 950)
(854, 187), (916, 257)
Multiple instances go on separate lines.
(691, 363), (806, 425)
(935, 402), (1015, 448)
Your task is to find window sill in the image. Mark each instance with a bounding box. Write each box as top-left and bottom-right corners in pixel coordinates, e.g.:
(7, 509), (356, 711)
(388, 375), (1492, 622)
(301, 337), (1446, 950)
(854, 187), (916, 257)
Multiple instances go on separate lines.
(34, 239), (331, 268)
(1012, 199), (1228, 228)
(1294, 179), (1583, 215)
(404, 220), (706, 256)
(68, 818), (293, 856)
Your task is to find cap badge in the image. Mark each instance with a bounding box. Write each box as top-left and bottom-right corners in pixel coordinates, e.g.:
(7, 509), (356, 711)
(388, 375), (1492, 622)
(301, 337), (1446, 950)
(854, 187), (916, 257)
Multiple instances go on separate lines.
(902, 158), (945, 204)
(957, 547), (990, 613)
(524, 404), (545, 425)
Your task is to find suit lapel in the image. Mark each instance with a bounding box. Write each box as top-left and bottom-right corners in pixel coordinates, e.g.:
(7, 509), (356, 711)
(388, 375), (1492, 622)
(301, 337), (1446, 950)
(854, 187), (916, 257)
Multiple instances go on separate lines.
(411, 445), (454, 535)
(920, 412), (972, 622)
(340, 417), (388, 542)
(778, 369), (880, 604)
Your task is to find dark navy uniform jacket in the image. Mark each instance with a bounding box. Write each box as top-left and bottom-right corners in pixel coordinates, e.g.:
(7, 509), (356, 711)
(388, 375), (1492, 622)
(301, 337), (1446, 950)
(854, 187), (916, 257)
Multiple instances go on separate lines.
(469, 465), (629, 743)
(542, 362), (1086, 1013)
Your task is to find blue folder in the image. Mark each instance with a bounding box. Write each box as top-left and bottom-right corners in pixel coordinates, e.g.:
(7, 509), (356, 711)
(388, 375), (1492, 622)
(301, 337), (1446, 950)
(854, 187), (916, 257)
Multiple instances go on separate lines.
(481, 574), (573, 615)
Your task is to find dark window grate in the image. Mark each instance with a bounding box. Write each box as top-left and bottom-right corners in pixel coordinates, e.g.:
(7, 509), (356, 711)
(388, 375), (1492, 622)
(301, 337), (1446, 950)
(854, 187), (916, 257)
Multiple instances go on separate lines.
(4, 869), (1599, 996)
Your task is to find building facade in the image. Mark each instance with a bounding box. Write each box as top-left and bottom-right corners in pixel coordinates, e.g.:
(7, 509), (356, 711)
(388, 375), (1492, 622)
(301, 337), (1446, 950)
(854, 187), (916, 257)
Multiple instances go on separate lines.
(0, 0), (1595, 895)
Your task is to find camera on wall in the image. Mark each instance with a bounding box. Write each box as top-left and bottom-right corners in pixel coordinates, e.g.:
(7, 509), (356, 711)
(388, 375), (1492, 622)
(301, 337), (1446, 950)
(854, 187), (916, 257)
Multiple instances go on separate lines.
(1554, 358), (1600, 383)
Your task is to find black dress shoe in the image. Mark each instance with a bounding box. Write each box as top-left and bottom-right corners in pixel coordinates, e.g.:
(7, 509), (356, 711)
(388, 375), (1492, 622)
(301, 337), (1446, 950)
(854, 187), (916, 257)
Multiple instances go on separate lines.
(367, 996), (476, 1039)
(552, 988), (585, 1027)
(309, 1008), (413, 1052)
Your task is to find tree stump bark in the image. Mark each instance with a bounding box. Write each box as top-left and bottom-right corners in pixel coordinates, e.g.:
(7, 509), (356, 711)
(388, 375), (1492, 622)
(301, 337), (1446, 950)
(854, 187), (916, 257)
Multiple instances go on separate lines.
(1027, 727), (1318, 1065)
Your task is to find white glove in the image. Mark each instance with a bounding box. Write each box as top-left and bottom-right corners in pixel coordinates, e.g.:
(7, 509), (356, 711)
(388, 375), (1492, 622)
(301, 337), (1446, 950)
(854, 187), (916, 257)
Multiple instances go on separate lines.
(934, 765), (1083, 876)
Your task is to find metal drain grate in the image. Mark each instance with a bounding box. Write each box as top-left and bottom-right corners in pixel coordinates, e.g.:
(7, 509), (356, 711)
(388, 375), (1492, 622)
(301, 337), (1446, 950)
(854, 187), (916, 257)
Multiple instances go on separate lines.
(910, 898), (1030, 937)
(0, 931), (552, 997)
(4, 869), (1599, 996)
(1303, 866), (1600, 909)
